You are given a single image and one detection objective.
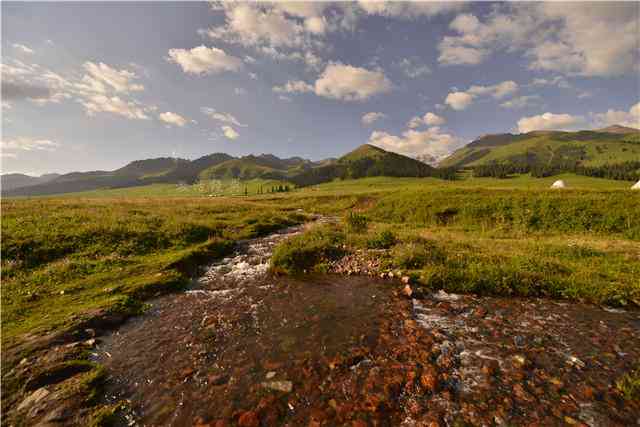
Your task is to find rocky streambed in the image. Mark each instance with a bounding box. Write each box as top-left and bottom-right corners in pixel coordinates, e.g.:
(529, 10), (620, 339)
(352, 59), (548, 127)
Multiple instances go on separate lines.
(92, 227), (640, 426)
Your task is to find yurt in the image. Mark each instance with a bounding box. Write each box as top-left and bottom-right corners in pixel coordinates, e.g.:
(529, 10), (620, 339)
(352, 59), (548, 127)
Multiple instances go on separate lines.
(632, 180), (640, 190)
(550, 180), (566, 189)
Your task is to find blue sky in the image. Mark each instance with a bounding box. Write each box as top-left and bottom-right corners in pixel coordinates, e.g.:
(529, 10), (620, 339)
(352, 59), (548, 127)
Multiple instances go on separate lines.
(2, 1), (639, 175)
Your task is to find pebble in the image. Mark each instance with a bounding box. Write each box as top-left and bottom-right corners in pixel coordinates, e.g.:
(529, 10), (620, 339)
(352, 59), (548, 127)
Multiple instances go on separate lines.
(262, 380), (293, 393)
(265, 371), (276, 379)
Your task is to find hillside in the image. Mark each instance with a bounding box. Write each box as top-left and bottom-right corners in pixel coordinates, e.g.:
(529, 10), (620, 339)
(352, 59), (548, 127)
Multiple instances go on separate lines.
(440, 126), (640, 169)
(2, 154), (233, 197)
(0, 173), (60, 191)
(289, 144), (450, 186)
(198, 154), (311, 181)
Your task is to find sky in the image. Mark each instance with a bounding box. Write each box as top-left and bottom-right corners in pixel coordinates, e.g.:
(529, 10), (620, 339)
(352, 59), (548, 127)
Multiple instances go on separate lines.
(2, 1), (639, 175)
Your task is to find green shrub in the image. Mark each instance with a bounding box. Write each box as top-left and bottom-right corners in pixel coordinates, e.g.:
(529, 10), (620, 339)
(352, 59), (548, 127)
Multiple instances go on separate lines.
(344, 211), (369, 233)
(271, 225), (345, 274)
(367, 230), (396, 249)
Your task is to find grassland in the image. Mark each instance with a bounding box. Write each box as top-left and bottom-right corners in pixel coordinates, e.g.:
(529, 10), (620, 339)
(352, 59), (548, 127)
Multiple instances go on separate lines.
(2, 174), (639, 423)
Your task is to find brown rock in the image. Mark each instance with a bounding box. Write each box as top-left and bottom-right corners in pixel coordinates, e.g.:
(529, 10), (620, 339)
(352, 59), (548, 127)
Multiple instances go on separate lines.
(238, 411), (259, 427)
(420, 366), (439, 393)
(402, 285), (413, 298)
(401, 276), (411, 284)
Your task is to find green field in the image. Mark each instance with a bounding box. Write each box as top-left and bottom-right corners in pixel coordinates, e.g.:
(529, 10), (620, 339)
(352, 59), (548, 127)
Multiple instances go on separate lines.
(2, 174), (639, 423)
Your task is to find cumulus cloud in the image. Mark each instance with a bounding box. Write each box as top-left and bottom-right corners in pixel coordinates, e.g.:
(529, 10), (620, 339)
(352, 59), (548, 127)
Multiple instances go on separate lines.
(590, 103), (640, 129)
(314, 63), (392, 101)
(201, 107), (247, 127)
(221, 125), (239, 140)
(439, 3), (640, 77)
(272, 80), (314, 94)
(445, 81), (518, 110)
(12, 43), (34, 54)
(361, 112), (387, 126)
(167, 45), (243, 75)
(444, 91), (474, 110)
(201, 3), (306, 48)
(158, 111), (188, 127)
(517, 112), (586, 133)
(368, 126), (464, 161)
(408, 112), (446, 128)
(423, 112), (446, 126)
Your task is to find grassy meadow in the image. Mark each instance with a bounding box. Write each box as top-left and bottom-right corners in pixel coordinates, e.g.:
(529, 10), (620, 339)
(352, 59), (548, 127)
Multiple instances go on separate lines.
(2, 173), (639, 419)
(3, 174), (638, 341)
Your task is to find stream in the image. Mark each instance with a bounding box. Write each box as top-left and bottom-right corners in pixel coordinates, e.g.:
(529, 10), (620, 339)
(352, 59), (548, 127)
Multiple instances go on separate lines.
(93, 225), (640, 426)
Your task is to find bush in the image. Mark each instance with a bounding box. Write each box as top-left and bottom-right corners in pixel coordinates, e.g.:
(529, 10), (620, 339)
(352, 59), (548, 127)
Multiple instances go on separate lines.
(367, 230), (396, 249)
(344, 212), (369, 233)
(271, 225), (345, 274)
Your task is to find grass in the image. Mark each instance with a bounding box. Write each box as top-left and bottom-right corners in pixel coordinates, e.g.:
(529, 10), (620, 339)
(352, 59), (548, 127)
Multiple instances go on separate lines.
(2, 174), (639, 422)
(272, 220), (640, 306)
(1, 198), (304, 345)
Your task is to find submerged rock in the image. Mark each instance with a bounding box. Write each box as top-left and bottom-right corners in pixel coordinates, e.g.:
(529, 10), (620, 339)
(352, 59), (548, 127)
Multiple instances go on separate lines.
(261, 380), (293, 393)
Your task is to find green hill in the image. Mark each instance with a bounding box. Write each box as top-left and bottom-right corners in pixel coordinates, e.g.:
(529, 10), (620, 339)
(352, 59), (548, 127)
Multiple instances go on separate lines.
(289, 144), (449, 186)
(198, 154), (312, 181)
(441, 125), (640, 169)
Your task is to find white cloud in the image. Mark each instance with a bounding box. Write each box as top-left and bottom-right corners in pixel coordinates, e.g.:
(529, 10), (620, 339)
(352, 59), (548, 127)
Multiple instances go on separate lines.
(304, 16), (328, 34)
(500, 95), (541, 109)
(80, 94), (152, 120)
(408, 112), (446, 128)
(167, 45), (243, 75)
(234, 87), (246, 95)
(445, 81), (519, 110)
(517, 112), (586, 133)
(12, 44), (34, 54)
(158, 111), (188, 127)
(0, 58), (157, 121)
(361, 112), (386, 126)
(203, 3), (305, 48)
(439, 3), (640, 77)
(278, 95), (292, 102)
(201, 107), (247, 127)
(590, 103), (640, 129)
(77, 62), (144, 94)
(423, 112), (446, 126)
(358, 1), (465, 19)
(1, 137), (59, 155)
(221, 125), (239, 140)
(272, 80), (314, 94)
(369, 126), (464, 161)
(314, 63), (392, 101)
(445, 91), (474, 110)
(467, 81), (518, 99)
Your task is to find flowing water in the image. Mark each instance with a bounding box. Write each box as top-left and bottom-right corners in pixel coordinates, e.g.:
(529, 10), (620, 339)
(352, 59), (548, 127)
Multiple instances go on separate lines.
(94, 226), (640, 426)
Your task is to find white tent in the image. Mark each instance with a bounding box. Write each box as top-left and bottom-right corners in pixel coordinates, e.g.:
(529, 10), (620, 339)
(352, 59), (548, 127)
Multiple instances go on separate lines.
(632, 180), (640, 190)
(550, 180), (566, 189)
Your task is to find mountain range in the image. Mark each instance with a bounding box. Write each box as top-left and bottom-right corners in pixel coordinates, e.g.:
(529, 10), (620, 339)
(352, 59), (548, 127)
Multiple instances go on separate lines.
(2, 125), (638, 197)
